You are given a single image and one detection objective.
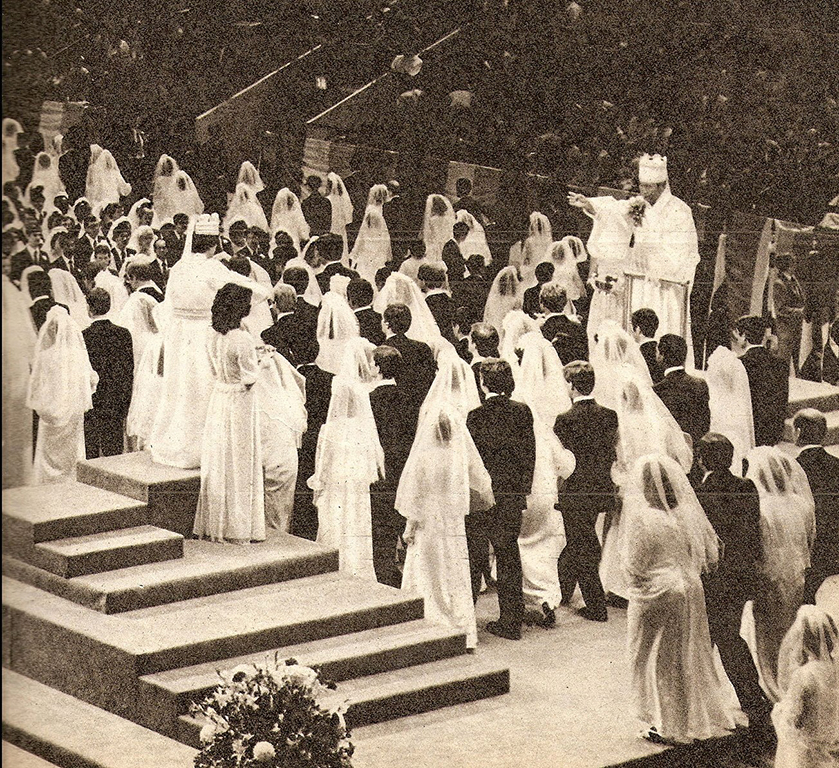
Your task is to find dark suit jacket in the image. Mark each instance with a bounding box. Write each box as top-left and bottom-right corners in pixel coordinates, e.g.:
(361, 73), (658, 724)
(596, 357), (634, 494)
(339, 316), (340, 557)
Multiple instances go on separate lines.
(653, 368), (710, 446)
(369, 383), (414, 490)
(554, 398), (618, 514)
(442, 239), (467, 283)
(640, 340), (663, 383)
(287, 297), (320, 365)
(261, 314), (295, 363)
(467, 395), (536, 511)
(523, 284), (543, 318)
(316, 261), (359, 295)
(454, 195), (484, 223)
(301, 193), (333, 236)
(381, 333), (436, 411)
(82, 319), (134, 418)
(739, 346), (789, 446)
(139, 285), (165, 303)
(298, 363), (334, 449)
(453, 274), (489, 325)
(110, 247), (135, 276)
(543, 314), (588, 364)
(796, 446), (839, 570)
(696, 469), (764, 598)
(145, 258), (168, 294)
(425, 292), (455, 341)
(72, 235), (97, 265)
(355, 307), (385, 347)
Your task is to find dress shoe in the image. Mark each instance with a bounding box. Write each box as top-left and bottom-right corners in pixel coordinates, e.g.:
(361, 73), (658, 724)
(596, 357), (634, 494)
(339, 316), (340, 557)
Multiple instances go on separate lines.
(541, 602), (556, 628)
(577, 607), (608, 623)
(485, 621), (521, 640)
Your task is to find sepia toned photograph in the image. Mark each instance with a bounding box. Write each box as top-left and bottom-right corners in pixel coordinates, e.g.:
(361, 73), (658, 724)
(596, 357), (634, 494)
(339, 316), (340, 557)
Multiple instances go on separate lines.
(2, 1), (838, 766)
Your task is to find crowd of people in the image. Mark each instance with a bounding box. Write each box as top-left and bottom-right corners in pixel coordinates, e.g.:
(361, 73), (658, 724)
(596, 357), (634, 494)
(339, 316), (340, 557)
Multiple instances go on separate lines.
(3, 132), (838, 764)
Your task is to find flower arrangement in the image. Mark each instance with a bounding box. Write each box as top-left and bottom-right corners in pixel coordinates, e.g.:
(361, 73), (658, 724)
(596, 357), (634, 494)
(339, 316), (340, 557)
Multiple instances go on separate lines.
(593, 274), (620, 294)
(191, 655), (354, 768)
(627, 196), (648, 227)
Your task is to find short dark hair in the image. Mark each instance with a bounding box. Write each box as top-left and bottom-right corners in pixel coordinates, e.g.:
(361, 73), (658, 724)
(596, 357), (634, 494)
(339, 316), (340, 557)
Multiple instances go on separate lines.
(480, 359), (515, 396)
(470, 322), (499, 357)
(375, 266), (392, 290)
(228, 219), (248, 236)
(27, 269), (52, 299)
(226, 256), (251, 277)
(211, 283), (252, 334)
(465, 253), (484, 276)
(455, 177), (472, 197)
(417, 263), (446, 288)
(83, 215), (98, 227)
(282, 266), (309, 295)
(452, 221), (469, 239)
(540, 283), (567, 314)
(453, 306), (473, 333)
(373, 345), (403, 379)
(82, 260), (104, 281)
(735, 315), (769, 346)
(306, 175), (322, 190)
(86, 287), (111, 316)
(383, 303), (412, 335)
(172, 213), (189, 227)
(125, 261), (153, 282)
(697, 433), (735, 472)
(192, 233), (220, 253)
(534, 261), (555, 284)
(658, 334), (687, 367)
(793, 408), (827, 445)
(631, 307), (659, 338)
(563, 360), (595, 395)
(102, 202), (120, 219)
(93, 242), (111, 256)
(317, 233), (343, 263)
(347, 278), (374, 308)
(112, 220), (131, 236)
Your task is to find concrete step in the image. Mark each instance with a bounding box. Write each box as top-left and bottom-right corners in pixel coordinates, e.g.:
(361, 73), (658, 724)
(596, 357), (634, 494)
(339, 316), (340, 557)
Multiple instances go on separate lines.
(32, 526), (184, 579)
(137, 619), (467, 737)
(2, 742), (60, 768)
(787, 378), (839, 416)
(77, 453), (200, 537)
(3, 573), (424, 721)
(2, 482), (147, 549)
(178, 655), (510, 747)
(784, 408), (839, 444)
(1, 669), (196, 768)
(3, 528), (337, 613)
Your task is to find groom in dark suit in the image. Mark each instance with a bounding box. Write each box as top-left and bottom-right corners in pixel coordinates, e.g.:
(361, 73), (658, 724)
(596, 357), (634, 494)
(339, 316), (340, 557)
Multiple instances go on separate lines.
(553, 361), (617, 622)
(467, 360), (536, 640)
(733, 315), (789, 446)
(695, 433), (772, 734)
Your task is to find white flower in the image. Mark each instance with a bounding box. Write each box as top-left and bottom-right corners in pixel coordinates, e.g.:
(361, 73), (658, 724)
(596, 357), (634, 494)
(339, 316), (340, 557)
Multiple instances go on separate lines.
(199, 723), (216, 744)
(253, 741), (276, 762)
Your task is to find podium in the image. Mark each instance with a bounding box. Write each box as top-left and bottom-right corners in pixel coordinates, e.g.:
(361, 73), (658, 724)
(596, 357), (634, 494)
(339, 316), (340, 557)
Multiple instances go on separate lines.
(623, 272), (691, 338)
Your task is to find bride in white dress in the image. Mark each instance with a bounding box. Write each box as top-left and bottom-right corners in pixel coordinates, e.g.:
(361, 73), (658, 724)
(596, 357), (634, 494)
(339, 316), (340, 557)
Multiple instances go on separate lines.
(397, 404), (494, 648)
(420, 194), (456, 262)
(705, 346), (755, 475)
(310, 376), (384, 580)
(622, 454), (740, 744)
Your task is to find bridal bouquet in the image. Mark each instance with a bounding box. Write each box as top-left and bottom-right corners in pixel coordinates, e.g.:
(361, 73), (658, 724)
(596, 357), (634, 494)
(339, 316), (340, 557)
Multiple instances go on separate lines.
(593, 273), (620, 294)
(192, 656), (354, 768)
(627, 196), (648, 227)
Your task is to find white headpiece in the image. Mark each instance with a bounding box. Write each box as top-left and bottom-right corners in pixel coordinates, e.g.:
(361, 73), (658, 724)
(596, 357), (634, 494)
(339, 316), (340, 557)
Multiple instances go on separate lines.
(194, 213), (220, 236)
(638, 154), (668, 184)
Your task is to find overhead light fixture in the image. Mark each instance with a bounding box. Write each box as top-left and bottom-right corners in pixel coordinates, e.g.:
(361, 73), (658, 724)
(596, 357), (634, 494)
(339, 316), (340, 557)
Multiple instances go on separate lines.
(316, 76), (327, 90)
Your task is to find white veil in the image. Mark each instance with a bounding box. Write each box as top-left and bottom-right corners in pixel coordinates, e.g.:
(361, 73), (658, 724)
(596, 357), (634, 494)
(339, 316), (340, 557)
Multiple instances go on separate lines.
(2, 118), (24, 185)
(349, 205), (392, 285)
(337, 336), (378, 385)
(327, 172), (354, 233)
(270, 188), (310, 248)
(372, 271), (441, 345)
(745, 446), (816, 597)
(419, 343), (481, 425)
(590, 320), (652, 409)
(420, 194), (456, 261)
(614, 367), (693, 482)
(85, 146), (131, 211)
(517, 212), (552, 276)
(151, 154), (180, 226)
(27, 151), (66, 206)
(484, 266), (524, 337)
(48, 269), (90, 329)
(236, 160), (265, 194)
(706, 346), (755, 474)
(499, 310), (539, 366)
(27, 305), (98, 425)
(776, 606), (838, 695)
(545, 240), (586, 301)
(127, 199), (151, 232)
(455, 208), (492, 266)
(315, 291), (361, 374)
(512, 331), (572, 426)
(223, 182), (268, 233)
(367, 183), (389, 209)
(621, 453), (720, 580)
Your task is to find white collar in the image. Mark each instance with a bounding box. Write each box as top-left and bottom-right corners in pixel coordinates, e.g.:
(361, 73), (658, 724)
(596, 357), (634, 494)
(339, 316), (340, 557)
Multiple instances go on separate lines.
(374, 378), (396, 388)
(664, 365), (685, 377)
(743, 343), (764, 354)
(484, 392), (500, 400)
(639, 337), (656, 345)
(354, 305), (373, 313)
(573, 395), (595, 403)
(798, 444), (822, 453)
(543, 312), (562, 320)
(275, 311), (293, 320)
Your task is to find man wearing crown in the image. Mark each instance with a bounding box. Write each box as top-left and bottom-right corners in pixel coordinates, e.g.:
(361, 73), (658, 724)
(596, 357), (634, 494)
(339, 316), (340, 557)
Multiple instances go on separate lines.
(569, 154), (699, 344)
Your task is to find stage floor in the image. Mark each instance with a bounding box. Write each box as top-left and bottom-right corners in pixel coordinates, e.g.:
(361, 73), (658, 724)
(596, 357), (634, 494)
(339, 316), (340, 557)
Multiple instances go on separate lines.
(352, 578), (839, 768)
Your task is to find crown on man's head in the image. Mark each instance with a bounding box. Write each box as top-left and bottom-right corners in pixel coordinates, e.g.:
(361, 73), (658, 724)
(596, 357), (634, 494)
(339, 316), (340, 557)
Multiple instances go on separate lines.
(638, 153), (668, 184)
(194, 213), (220, 236)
